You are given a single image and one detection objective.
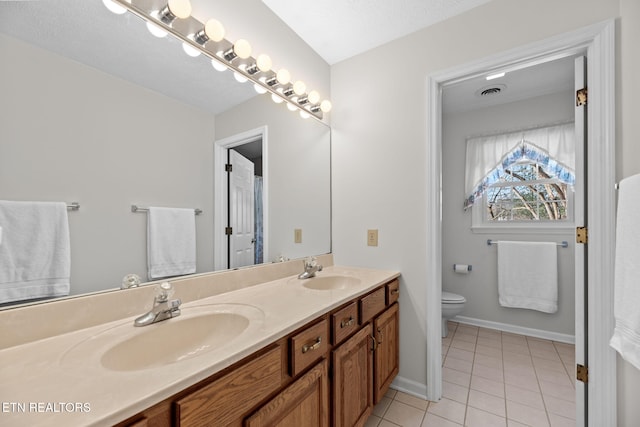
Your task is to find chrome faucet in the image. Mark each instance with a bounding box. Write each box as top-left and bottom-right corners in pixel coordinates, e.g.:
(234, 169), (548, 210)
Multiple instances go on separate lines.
(134, 282), (182, 327)
(298, 257), (323, 279)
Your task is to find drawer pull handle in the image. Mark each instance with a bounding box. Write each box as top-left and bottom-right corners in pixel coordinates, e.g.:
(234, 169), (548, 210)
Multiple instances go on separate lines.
(340, 316), (355, 328)
(302, 337), (322, 354)
(390, 289), (399, 295)
(369, 334), (378, 352)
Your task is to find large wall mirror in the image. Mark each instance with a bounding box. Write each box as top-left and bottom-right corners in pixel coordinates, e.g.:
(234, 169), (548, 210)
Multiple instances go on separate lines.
(0, 0), (331, 307)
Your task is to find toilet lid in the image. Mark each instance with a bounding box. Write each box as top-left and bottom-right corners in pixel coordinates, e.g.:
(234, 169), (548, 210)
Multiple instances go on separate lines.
(442, 292), (466, 303)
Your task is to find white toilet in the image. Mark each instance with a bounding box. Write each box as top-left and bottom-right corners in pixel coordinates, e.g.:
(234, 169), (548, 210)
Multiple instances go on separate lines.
(442, 291), (466, 337)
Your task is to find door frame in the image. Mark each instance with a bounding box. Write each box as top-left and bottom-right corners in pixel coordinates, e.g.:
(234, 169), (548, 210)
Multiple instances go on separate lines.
(213, 126), (269, 271)
(425, 20), (616, 426)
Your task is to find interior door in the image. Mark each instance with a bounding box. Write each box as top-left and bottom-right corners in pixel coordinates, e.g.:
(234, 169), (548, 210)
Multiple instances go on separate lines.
(228, 149), (255, 269)
(574, 55), (587, 425)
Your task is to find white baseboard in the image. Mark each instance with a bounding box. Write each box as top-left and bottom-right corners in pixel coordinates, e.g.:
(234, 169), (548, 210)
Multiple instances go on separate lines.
(454, 315), (575, 344)
(390, 376), (429, 401)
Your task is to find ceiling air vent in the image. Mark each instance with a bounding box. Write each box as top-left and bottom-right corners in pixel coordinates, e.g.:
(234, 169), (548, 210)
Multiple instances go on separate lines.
(475, 84), (507, 98)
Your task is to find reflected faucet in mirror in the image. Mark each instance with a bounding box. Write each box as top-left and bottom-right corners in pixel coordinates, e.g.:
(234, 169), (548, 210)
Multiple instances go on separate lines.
(134, 282), (182, 327)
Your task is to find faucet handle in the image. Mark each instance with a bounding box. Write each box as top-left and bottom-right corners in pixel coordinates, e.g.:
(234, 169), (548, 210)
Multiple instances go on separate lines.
(155, 282), (174, 302)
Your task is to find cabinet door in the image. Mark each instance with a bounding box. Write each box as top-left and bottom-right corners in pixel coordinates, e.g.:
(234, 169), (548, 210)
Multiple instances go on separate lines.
(374, 303), (399, 403)
(332, 324), (374, 427)
(245, 359), (329, 427)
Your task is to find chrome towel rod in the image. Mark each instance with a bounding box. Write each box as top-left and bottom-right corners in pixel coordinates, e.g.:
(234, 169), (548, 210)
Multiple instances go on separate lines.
(131, 205), (202, 215)
(487, 239), (568, 248)
(67, 202), (80, 211)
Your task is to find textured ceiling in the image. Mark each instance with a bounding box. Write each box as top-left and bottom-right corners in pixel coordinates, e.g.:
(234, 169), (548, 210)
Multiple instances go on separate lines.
(262, 0), (493, 65)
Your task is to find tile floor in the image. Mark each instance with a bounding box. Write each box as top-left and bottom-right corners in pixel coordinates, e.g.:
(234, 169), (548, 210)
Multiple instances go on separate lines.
(365, 321), (576, 427)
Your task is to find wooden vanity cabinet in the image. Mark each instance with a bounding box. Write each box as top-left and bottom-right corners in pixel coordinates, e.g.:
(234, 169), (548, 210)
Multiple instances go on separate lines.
(332, 282), (400, 427)
(115, 278), (399, 427)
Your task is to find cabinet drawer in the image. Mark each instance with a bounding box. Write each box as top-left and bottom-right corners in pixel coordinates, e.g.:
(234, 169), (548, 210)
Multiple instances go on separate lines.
(290, 319), (329, 377)
(331, 302), (358, 345)
(386, 279), (400, 305)
(175, 345), (283, 426)
(360, 287), (386, 324)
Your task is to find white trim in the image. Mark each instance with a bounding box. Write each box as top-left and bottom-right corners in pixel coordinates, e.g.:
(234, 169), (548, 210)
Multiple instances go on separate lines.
(390, 376), (428, 401)
(454, 315), (575, 344)
(426, 20), (616, 426)
(213, 126), (269, 271)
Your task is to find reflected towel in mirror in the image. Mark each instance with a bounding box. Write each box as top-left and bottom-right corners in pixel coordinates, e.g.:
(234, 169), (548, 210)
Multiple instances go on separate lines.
(0, 200), (70, 303)
(147, 207), (196, 280)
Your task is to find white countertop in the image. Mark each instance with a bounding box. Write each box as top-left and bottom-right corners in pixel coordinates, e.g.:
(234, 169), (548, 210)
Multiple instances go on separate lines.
(0, 265), (399, 426)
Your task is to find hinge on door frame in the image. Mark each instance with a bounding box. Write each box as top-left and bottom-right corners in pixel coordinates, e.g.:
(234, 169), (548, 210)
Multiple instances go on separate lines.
(225, 164), (233, 172)
(225, 227), (233, 235)
(576, 226), (588, 244)
(577, 364), (588, 383)
(576, 87), (588, 106)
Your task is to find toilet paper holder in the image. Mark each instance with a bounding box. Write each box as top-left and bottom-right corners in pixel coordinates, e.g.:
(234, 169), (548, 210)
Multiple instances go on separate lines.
(453, 264), (472, 273)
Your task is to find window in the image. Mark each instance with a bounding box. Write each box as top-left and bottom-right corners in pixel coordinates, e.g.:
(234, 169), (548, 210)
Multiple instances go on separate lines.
(484, 161), (571, 222)
(464, 123), (576, 232)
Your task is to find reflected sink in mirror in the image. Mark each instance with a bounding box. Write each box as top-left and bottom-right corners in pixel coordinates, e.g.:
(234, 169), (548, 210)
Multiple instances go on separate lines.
(61, 304), (264, 372)
(302, 275), (361, 291)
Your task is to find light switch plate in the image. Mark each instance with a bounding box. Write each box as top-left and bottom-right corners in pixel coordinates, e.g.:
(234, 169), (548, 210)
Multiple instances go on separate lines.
(294, 228), (302, 243)
(367, 229), (378, 247)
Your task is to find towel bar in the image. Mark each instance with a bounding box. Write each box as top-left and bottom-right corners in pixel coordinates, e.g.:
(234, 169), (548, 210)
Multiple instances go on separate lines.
(67, 202), (80, 211)
(487, 239), (568, 248)
(131, 205), (202, 215)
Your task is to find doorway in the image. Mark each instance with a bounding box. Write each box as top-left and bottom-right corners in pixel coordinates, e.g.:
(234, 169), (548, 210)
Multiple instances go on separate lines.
(214, 126), (269, 271)
(425, 20), (616, 426)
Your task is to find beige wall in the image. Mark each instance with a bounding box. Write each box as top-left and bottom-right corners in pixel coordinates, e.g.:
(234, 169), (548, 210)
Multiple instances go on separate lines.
(332, 0), (640, 422)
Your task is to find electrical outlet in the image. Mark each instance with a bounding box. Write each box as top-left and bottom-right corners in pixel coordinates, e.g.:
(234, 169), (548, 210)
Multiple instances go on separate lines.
(367, 229), (378, 247)
(294, 228), (302, 243)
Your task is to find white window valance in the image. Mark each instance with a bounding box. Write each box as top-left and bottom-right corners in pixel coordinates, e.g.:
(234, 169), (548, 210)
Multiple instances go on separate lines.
(464, 123), (575, 208)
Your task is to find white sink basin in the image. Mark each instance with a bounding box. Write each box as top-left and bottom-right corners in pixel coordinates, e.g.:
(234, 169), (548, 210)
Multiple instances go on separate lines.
(61, 304), (264, 372)
(302, 275), (361, 291)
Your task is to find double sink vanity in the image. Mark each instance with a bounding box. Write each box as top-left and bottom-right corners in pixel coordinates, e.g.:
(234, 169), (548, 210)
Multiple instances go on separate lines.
(0, 255), (400, 426)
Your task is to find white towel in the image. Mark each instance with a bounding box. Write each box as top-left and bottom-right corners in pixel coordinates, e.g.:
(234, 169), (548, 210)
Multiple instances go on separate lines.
(497, 241), (558, 313)
(610, 174), (640, 370)
(147, 207), (196, 280)
(0, 200), (70, 303)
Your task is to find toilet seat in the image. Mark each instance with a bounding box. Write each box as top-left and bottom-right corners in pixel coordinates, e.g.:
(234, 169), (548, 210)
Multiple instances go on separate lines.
(442, 291), (466, 303)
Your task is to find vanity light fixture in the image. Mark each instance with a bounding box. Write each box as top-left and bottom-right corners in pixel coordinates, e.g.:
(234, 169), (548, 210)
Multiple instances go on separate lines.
(103, 0), (331, 121)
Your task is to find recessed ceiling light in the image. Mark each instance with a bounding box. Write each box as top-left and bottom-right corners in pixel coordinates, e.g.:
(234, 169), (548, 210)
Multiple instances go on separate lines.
(486, 72), (506, 80)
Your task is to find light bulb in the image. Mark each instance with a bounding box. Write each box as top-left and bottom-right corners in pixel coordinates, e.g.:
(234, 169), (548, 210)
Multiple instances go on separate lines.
(205, 19), (225, 42)
(271, 94), (284, 104)
(254, 84), (267, 94)
(234, 72), (248, 83)
(146, 21), (168, 38)
(299, 111), (310, 119)
(182, 42), (201, 57)
(211, 59), (227, 72)
(167, 0), (191, 19)
(320, 100), (332, 113)
(233, 39), (252, 59)
(308, 90), (320, 104)
(195, 19), (225, 45)
(287, 103), (297, 111)
(276, 69), (291, 85)
(102, 0), (129, 14)
(293, 81), (306, 96)
(256, 54), (272, 72)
